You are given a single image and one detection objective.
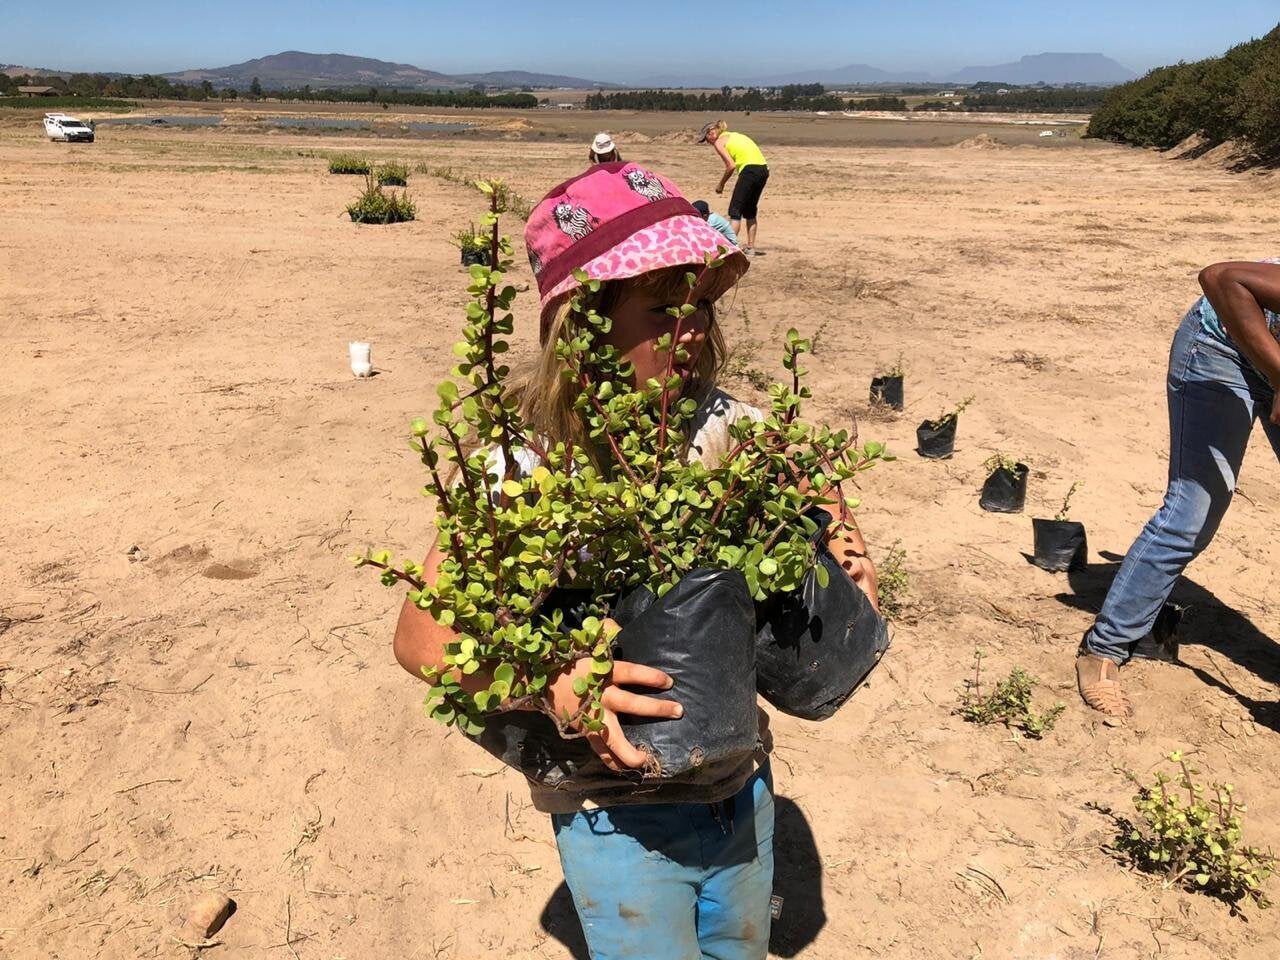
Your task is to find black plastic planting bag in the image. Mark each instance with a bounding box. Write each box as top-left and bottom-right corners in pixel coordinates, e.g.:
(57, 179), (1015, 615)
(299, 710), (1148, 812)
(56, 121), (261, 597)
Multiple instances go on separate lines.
(611, 568), (759, 777)
(980, 464), (1029, 513)
(466, 569), (759, 784)
(916, 418), (957, 459)
(1031, 518), (1087, 572)
(869, 375), (904, 410)
(754, 510), (890, 720)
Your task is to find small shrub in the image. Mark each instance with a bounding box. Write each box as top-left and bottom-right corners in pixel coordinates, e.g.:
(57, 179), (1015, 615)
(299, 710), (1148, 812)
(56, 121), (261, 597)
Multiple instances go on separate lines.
(875, 539), (908, 619)
(346, 173), (416, 224)
(878, 352), (905, 379)
(1115, 751), (1274, 911)
(449, 223), (489, 252)
(377, 160), (409, 186)
(957, 649), (1064, 738)
(927, 394), (974, 428)
(329, 154), (371, 175)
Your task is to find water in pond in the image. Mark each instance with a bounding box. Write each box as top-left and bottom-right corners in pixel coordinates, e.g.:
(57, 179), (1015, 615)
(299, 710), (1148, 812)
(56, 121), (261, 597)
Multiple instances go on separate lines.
(404, 121), (472, 133)
(266, 117), (372, 130)
(100, 116), (223, 127)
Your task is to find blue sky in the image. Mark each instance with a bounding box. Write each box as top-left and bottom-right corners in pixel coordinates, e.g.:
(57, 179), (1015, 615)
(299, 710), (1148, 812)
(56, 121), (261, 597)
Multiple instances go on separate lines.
(4, 1), (1278, 80)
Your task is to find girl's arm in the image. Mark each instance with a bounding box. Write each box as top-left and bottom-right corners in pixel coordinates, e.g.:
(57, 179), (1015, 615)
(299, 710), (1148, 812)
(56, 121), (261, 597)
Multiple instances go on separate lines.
(1199, 262), (1280, 422)
(713, 140), (735, 195)
(392, 538), (681, 771)
(828, 523), (880, 613)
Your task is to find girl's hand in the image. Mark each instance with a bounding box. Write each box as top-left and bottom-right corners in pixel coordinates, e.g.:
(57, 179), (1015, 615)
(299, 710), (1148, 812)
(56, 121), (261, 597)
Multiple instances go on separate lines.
(545, 620), (683, 772)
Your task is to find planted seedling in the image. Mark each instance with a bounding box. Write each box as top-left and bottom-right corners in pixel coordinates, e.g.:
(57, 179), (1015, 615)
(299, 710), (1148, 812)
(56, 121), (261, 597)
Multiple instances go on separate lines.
(956, 648), (1064, 739)
(1114, 751), (1274, 912)
(875, 539), (909, 620)
(979, 451), (1029, 513)
(916, 395), (973, 459)
(329, 153), (371, 175)
(346, 172), (416, 224)
(356, 182), (893, 752)
(377, 160), (409, 186)
(1054, 480), (1081, 521)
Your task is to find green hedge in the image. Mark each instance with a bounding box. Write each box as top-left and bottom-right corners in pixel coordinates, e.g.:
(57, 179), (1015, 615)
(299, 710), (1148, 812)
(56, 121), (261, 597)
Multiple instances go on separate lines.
(1086, 24), (1280, 163)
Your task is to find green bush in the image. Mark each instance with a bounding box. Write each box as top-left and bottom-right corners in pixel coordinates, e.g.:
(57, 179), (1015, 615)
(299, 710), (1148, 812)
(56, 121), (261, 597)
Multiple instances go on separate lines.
(346, 174), (415, 224)
(377, 160), (409, 186)
(1087, 24), (1280, 164)
(329, 154), (371, 175)
(0, 97), (137, 111)
(1116, 752), (1274, 912)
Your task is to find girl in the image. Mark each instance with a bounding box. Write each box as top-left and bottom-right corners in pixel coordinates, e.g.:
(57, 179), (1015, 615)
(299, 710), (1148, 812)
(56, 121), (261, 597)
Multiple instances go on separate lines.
(1076, 260), (1280, 718)
(699, 120), (769, 257)
(392, 161), (876, 959)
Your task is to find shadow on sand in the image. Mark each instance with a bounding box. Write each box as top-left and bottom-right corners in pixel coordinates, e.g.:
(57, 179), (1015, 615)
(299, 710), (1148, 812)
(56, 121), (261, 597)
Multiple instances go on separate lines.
(1051, 551), (1280, 730)
(539, 795), (825, 958)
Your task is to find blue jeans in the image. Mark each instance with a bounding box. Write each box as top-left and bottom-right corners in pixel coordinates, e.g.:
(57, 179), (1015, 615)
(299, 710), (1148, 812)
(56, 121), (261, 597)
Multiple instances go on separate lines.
(1084, 309), (1280, 663)
(551, 763), (775, 960)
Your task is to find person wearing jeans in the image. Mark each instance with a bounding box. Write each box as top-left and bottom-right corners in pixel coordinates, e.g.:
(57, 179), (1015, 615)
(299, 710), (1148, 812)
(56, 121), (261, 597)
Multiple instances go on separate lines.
(1077, 260), (1280, 717)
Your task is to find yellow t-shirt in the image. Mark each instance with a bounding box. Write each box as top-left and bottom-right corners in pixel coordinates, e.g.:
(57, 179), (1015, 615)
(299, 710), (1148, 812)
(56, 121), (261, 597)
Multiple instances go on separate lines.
(721, 131), (767, 172)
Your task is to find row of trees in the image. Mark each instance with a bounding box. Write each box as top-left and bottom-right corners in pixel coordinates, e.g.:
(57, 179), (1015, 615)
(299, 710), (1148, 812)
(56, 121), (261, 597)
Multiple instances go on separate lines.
(585, 86), (849, 112)
(0, 72), (538, 109)
(1087, 24), (1280, 163)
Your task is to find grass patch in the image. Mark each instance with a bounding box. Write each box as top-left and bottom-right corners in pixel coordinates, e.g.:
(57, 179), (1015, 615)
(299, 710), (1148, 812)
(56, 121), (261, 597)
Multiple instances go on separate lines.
(875, 540), (909, 618)
(329, 154), (371, 175)
(347, 173), (415, 224)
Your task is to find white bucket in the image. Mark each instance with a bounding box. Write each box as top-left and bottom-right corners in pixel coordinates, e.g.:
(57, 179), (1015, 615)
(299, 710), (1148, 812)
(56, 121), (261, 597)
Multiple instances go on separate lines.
(349, 341), (372, 378)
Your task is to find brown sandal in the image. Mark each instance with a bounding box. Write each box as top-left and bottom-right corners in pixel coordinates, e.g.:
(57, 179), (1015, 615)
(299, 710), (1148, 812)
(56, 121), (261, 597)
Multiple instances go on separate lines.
(1076, 653), (1133, 718)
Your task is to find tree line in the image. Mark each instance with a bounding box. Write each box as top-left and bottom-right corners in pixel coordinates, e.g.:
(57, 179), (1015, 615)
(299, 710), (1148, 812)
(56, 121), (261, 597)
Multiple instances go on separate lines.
(1086, 24), (1280, 164)
(585, 86), (856, 112)
(0, 72), (538, 109)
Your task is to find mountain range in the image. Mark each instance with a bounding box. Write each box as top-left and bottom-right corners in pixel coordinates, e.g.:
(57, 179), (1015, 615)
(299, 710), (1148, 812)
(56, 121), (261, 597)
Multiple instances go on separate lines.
(5, 50), (1137, 90)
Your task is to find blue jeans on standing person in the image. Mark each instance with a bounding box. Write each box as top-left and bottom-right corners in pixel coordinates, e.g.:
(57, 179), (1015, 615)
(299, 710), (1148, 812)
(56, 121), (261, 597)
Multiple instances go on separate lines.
(1083, 307), (1280, 663)
(551, 763), (775, 960)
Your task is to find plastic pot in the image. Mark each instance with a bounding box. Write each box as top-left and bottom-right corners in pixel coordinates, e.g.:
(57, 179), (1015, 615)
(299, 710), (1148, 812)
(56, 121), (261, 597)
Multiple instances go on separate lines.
(460, 247), (491, 267)
(980, 463), (1029, 513)
(467, 571), (759, 789)
(611, 569), (759, 777)
(916, 417), (957, 459)
(869, 374), (904, 410)
(1030, 518), (1087, 572)
(754, 509), (890, 720)
(379, 176), (407, 187)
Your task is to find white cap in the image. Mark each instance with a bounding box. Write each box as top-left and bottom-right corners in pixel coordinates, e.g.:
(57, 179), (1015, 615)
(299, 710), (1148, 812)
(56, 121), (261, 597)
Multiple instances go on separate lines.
(591, 132), (616, 155)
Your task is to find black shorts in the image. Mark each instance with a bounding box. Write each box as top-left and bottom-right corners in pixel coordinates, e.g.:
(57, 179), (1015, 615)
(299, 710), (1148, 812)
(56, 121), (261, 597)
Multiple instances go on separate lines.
(728, 164), (769, 220)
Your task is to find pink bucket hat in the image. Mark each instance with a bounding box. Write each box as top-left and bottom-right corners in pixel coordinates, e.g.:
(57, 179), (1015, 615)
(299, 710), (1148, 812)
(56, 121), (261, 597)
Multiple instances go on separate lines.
(525, 161), (749, 341)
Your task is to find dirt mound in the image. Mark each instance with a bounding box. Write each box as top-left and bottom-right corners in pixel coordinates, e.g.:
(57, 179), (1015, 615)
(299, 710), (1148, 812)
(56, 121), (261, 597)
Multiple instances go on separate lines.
(954, 133), (1007, 150)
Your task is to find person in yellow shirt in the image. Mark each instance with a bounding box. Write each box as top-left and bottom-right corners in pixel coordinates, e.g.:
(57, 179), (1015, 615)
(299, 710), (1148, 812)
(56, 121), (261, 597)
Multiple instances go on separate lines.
(699, 120), (769, 257)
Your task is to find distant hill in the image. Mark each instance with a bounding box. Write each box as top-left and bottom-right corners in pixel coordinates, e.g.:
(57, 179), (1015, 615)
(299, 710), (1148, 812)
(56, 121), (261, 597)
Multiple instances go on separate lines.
(945, 53), (1136, 85)
(755, 63), (922, 85)
(2, 63), (62, 78)
(162, 51), (611, 90)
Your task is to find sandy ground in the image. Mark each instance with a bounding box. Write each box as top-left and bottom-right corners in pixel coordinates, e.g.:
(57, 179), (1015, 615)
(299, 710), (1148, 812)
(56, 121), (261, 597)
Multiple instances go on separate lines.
(3, 114), (1280, 960)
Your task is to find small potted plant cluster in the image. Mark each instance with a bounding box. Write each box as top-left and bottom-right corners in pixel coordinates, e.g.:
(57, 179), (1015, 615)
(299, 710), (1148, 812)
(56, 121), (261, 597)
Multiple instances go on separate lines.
(346, 172), (416, 224)
(1031, 481), (1087, 571)
(450, 224), (491, 267)
(329, 154), (371, 175)
(979, 452), (1029, 513)
(916, 395), (973, 459)
(357, 182), (892, 779)
(869, 354), (905, 411)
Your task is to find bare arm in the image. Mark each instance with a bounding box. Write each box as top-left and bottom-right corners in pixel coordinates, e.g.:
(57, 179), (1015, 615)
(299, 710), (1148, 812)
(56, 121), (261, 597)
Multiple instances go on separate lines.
(713, 139), (735, 194)
(1199, 261), (1280, 394)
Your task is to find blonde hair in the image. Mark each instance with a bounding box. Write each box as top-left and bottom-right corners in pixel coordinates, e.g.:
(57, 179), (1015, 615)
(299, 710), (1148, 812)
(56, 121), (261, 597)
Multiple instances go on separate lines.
(510, 266), (727, 463)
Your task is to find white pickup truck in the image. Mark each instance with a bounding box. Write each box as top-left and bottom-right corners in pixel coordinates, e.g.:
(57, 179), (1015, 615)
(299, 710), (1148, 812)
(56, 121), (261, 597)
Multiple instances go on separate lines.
(43, 113), (95, 143)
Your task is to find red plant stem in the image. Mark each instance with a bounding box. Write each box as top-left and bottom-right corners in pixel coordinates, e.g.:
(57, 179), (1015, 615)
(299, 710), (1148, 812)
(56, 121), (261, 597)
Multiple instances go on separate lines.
(358, 557), (426, 592)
